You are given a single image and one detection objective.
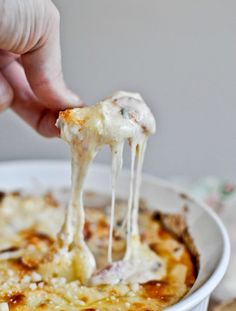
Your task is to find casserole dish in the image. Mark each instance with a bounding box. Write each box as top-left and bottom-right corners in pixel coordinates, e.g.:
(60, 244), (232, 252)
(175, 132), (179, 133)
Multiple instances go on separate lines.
(0, 160), (230, 311)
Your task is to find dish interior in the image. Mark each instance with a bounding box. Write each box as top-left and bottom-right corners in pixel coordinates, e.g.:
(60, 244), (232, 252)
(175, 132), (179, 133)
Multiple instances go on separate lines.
(0, 190), (197, 310)
(0, 161), (229, 311)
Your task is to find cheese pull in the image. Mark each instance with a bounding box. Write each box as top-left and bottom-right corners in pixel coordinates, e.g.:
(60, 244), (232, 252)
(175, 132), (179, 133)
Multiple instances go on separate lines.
(56, 91), (157, 284)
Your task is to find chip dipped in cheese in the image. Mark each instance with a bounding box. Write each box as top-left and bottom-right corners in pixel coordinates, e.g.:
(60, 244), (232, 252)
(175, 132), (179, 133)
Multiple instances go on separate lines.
(56, 91), (160, 284)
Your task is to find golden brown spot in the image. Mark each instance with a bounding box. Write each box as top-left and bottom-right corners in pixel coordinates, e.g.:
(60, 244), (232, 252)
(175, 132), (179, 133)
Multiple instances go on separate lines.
(113, 232), (122, 241)
(84, 222), (92, 240)
(38, 299), (51, 309)
(152, 211), (161, 221)
(141, 124), (149, 134)
(149, 243), (170, 260)
(76, 119), (86, 126)
(80, 296), (89, 303)
(142, 280), (171, 303)
(0, 246), (19, 253)
(10, 234), (56, 271)
(59, 109), (73, 122)
(59, 109), (86, 127)
(97, 218), (109, 237)
(182, 229), (200, 269)
(158, 228), (172, 240)
(98, 218), (108, 228)
(44, 192), (58, 208)
(179, 250), (197, 287)
(11, 258), (36, 272)
(38, 303), (47, 309)
(2, 293), (25, 307)
(21, 256), (40, 269)
(160, 214), (187, 238)
(131, 302), (145, 308)
(0, 191), (5, 203)
(11, 191), (21, 197)
(140, 232), (147, 242)
(20, 230), (54, 246)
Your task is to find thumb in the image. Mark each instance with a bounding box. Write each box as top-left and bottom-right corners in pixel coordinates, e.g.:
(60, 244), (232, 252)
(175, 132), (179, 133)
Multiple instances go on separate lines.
(21, 3), (80, 110)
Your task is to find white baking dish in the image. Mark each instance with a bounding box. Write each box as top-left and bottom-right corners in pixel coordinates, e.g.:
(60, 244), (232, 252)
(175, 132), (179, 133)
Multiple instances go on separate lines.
(0, 160), (230, 311)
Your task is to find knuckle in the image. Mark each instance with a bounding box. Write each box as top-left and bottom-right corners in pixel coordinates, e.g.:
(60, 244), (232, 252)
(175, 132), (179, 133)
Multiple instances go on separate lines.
(49, 2), (60, 24)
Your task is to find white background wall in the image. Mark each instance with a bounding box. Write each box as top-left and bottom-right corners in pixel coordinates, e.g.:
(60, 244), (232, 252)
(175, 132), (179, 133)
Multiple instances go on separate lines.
(0, 0), (236, 179)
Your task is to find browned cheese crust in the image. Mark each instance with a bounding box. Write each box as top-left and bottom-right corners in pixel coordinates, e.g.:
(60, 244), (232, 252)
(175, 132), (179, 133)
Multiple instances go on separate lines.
(0, 191), (198, 311)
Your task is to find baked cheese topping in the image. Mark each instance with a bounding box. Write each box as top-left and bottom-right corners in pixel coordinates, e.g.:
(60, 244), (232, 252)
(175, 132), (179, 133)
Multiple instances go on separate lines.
(56, 91), (160, 284)
(0, 191), (197, 310)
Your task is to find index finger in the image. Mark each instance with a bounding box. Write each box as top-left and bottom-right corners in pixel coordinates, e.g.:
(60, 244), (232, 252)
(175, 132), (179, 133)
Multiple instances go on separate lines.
(20, 1), (82, 110)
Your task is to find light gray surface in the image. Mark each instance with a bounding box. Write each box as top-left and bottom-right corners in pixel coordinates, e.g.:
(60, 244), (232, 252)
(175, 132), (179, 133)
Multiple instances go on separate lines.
(0, 0), (236, 179)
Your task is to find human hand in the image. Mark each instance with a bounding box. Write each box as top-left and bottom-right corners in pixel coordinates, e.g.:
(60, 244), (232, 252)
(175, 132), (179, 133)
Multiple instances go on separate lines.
(0, 0), (81, 137)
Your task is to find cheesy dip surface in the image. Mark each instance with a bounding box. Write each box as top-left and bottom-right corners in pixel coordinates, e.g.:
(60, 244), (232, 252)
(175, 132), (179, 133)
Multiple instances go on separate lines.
(0, 191), (197, 310)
